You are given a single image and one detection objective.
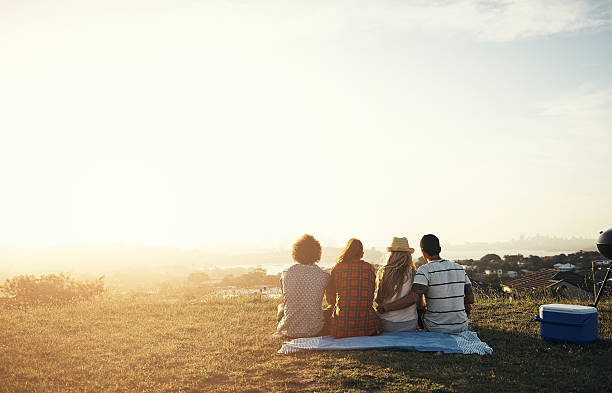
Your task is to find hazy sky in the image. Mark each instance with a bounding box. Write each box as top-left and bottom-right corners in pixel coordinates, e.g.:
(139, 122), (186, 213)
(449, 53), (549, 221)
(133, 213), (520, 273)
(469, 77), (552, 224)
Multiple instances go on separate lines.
(1, 0), (611, 251)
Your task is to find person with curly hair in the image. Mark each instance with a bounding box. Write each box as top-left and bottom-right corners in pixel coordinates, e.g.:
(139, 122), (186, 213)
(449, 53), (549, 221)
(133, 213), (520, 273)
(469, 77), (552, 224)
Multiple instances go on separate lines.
(275, 234), (331, 338)
(327, 238), (381, 338)
(375, 237), (422, 332)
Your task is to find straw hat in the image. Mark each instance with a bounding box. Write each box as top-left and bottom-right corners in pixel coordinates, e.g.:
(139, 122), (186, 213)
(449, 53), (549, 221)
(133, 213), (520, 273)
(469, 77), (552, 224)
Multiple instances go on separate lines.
(387, 237), (415, 253)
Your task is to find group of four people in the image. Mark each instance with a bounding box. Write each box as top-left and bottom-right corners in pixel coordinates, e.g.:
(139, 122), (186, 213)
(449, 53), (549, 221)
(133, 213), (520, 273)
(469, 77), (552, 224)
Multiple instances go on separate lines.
(276, 234), (474, 339)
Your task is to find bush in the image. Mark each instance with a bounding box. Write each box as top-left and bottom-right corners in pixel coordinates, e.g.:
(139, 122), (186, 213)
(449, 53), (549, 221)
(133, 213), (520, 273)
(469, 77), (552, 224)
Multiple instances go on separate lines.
(0, 273), (104, 307)
(220, 268), (280, 288)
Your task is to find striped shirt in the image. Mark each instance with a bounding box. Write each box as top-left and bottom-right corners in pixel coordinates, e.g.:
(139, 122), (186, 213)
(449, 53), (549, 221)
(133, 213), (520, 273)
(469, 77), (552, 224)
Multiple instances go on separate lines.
(413, 259), (471, 333)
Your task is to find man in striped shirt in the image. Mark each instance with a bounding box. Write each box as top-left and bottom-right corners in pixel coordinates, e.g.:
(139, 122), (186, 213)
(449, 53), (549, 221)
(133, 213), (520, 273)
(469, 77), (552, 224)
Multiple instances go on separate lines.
(376, 234), (474, 333)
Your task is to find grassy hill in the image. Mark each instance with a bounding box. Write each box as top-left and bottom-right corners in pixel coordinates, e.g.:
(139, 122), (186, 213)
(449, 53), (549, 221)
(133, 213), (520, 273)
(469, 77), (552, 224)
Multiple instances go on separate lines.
(1, 295), (610, 393)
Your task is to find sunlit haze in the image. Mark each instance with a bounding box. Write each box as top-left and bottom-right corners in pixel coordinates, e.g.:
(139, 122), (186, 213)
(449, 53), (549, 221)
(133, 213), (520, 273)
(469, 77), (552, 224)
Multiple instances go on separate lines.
(2, 0), (611, 252)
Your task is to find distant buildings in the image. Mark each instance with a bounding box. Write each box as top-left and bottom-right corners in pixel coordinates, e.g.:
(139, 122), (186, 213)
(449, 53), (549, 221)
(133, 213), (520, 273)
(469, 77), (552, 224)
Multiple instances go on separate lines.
(483, 268), (507, 277)
(501, 269), (591, 300)
(553, 263), (576, 271)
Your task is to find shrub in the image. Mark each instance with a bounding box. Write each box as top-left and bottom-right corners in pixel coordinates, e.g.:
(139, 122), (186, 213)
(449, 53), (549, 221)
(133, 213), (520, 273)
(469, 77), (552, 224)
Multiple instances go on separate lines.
(220, 268), (280, 288)
(0, 273), (104, 307)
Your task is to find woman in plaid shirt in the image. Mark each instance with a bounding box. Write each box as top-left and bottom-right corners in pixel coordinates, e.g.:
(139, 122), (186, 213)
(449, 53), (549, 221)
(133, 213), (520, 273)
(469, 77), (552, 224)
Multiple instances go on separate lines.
(326, 238), (381, 338)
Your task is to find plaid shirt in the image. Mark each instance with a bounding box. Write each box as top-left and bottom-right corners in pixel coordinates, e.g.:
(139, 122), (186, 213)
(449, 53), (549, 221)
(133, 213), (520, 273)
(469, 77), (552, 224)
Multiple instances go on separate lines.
(328, 260), (381, 338)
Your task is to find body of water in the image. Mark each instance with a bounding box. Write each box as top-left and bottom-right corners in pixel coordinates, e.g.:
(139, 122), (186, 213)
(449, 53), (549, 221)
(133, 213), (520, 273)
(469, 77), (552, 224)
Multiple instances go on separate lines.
(202, 249), (578, 275)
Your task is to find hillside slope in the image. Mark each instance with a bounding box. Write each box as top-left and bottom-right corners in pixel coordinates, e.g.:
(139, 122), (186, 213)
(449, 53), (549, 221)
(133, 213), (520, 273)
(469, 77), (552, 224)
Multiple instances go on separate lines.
(0, 295), (610, 392)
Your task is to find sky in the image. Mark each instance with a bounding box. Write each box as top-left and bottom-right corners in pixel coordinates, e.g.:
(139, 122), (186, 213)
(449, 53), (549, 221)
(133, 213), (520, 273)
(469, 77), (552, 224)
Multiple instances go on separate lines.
(1, 0), (611, 251)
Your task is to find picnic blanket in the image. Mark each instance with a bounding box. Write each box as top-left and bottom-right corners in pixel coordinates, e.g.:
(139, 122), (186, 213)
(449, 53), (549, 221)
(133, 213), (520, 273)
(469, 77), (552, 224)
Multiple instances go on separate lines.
(278, 330), (493, 355)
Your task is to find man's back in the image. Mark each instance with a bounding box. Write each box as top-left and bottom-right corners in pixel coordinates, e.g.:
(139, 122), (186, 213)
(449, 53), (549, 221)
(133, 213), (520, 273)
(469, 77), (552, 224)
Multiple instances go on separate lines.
(413, 259), (471, 333)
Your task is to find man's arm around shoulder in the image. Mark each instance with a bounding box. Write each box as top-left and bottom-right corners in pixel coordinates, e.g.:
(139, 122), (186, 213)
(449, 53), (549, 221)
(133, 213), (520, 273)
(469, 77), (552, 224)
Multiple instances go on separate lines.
(377, 283), (427, 313)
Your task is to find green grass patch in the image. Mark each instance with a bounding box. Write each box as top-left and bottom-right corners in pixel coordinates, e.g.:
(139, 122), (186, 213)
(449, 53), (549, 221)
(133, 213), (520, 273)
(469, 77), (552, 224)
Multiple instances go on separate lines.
(0, 295), (610, 392)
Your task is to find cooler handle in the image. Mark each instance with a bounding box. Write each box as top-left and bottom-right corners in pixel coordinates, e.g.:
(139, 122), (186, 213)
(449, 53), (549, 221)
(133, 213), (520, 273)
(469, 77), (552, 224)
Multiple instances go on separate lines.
(534, 315), (592, 327)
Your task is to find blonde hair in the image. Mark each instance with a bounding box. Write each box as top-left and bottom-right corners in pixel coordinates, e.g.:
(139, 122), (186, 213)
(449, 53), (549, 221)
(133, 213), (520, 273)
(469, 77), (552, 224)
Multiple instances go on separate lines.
(375, 251), (416, 305)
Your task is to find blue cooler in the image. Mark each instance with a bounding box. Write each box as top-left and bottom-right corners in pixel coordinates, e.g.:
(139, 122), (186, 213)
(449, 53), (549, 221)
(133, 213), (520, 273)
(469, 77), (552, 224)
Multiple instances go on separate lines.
(535, 304), (598, 344)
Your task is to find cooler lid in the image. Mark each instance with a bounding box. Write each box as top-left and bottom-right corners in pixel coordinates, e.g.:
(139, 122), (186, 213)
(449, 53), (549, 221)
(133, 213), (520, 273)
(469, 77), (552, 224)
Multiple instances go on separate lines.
(539, 304), (597, 314)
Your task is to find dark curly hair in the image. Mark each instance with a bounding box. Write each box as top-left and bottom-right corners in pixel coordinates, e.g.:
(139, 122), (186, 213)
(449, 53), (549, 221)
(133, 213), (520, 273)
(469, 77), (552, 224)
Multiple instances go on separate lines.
(292, 234), (322, 265)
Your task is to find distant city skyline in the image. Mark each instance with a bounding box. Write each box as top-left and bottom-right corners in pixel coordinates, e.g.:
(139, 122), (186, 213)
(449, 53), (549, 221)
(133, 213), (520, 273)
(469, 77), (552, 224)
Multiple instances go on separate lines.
(0, 234), (602, 279)
(0, 233), (600, 253)
(1, 1), (611, 252)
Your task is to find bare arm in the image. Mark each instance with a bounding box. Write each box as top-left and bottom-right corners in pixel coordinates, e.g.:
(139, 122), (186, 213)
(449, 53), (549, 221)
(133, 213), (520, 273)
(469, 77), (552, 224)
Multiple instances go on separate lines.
(417, 293), (426, 310)
(325, 278), (336, 308)
(464, 284), (474, 304)
(378, 283), (427, 313)
(464, 284), (474, 316)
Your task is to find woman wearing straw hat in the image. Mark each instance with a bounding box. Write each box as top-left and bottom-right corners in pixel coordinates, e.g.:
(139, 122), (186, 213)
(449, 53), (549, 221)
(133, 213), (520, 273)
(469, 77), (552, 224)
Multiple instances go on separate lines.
(375, 237), (421, 332)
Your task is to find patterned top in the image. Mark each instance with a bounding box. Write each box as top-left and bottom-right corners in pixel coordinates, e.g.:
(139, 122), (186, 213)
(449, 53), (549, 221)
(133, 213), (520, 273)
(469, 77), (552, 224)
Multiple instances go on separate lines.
(328, 260), (381, 338)
(413, 259), (471, 333)
(276, 264), (330, 338)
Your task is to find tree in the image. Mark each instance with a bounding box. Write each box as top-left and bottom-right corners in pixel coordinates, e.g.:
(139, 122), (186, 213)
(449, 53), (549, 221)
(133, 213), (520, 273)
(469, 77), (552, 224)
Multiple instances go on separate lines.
(503, 254), (524, 265)
(480, 254), (502, 265)
(0, 273), (104, 306)
(524, 255), (544, 270)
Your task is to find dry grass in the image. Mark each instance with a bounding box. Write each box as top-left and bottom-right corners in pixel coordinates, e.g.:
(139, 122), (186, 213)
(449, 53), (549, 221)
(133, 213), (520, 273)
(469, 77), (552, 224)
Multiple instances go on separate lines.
(0, 294), (610, 392)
